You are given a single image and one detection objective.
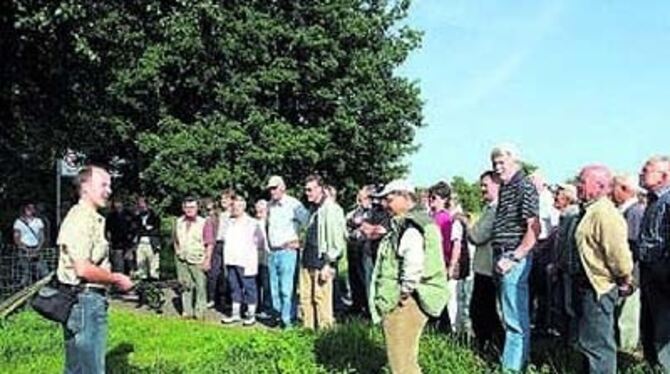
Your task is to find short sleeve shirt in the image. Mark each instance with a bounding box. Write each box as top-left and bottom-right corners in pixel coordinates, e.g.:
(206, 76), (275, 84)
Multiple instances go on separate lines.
(13, 217), (44, 247)
(57, 203), (110, 286)
(492, 170), (540, 256)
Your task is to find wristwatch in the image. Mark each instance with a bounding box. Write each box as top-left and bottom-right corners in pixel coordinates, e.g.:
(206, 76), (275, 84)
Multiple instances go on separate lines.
(504, 252), (521, 263)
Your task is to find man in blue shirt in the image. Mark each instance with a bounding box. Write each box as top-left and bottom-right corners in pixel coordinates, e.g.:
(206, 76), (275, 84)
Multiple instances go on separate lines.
(266, 175), (309, 327)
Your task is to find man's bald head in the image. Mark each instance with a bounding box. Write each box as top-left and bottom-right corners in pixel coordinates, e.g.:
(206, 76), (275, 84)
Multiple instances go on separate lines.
(577, 164), (612, 202)
(640, 155), (670, 193)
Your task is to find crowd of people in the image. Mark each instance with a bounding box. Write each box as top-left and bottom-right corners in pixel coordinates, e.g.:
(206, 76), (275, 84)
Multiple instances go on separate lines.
(27, 143), (670, 374)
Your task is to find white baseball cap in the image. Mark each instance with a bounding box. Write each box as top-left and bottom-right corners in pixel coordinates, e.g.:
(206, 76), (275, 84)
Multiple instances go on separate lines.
(266, 175), (285, 189)
(373, 179), (415, 197)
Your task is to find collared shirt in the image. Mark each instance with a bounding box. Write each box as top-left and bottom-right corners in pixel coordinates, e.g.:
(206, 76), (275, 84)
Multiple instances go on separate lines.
(468, 202), (497, 276)
(57, 202), (111, 287)
(267, 194), (309, 248)
(638, 186), (670, 262)
(492, 170), (540, 255)
(575, 197), (633, 295)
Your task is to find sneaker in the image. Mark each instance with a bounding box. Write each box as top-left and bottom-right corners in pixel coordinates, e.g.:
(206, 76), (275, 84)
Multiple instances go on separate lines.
(256, 311), (271, 320)
(242, 316), (256, 326)
(221, 314), (241, 324)
(206, 301), (215, 309)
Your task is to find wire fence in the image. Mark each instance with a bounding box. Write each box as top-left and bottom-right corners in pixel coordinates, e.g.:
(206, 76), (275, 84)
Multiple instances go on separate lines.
(0, 246), (58, 304)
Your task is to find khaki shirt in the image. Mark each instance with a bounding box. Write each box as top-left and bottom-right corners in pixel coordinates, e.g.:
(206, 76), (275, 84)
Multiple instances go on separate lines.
(56, 202), (110, 287)
(575, 197), (633, 296)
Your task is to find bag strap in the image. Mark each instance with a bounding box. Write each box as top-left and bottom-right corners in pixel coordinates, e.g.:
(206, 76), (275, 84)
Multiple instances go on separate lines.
(18, 218), (40, 244)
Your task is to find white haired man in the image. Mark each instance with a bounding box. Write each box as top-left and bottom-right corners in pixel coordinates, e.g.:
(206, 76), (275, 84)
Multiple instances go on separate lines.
(638, 156), (670, 371)
(489, 143), (540, 372)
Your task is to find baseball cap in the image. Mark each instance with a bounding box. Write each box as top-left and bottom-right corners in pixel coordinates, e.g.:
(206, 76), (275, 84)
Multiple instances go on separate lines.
(266, 175), (284, 189)
(373, 179), (415, 197)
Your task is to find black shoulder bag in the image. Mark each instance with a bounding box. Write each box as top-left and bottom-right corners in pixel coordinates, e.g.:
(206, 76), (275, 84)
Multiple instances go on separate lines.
(31, 278), (79, 324)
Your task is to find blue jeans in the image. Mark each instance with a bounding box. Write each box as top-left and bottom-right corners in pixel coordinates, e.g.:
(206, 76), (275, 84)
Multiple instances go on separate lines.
(498, 256), (532, 372)
(64, 291), (108, 374)
(257, 264), (272, 312)
(268, 248), (298, 326)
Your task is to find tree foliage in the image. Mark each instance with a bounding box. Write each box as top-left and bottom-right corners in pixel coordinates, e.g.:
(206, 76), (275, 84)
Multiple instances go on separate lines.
(1, 0), (424, 223)
(450, 176), (482, 215)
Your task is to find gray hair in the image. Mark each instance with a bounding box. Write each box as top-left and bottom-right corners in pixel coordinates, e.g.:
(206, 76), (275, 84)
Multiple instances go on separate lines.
(646, 155), (670, 171)
(491, 143), (522, 162)
(613, 173), (639, 192)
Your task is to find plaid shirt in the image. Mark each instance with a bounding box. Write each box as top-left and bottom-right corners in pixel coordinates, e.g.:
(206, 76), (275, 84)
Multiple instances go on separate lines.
(638, 186), (670, 262)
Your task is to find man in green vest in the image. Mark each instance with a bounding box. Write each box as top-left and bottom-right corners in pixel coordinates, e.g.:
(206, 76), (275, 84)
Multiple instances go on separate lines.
(369, 179), (449, 374)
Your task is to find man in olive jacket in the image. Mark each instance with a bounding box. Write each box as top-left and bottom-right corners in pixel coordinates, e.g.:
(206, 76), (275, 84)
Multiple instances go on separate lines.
(369, 179), (449, 374)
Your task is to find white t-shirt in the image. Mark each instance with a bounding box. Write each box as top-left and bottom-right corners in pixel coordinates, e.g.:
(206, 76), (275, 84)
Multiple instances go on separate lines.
(13, 217), (44, 247)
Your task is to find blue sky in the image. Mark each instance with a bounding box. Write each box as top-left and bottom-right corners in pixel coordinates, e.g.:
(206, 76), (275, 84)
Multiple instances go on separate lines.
(400, 0), (670, 186)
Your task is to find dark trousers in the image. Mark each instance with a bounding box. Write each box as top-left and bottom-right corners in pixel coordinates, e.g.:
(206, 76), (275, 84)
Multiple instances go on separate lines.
(257, 264), (272, 312)
(470, 273), (503, 351)
(640, 261), (670, 371)
(207, 242), (226, 306)
(227, 265), (258, 305)
(529, 243), (552, 331)
(347, 243), (368, 314)
(577, 285), (618, 374)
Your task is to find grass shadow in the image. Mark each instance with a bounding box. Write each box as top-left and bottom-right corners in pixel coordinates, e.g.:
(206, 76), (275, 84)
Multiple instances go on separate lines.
(106, 342), (135, 374)
(314, 320), (386, 374)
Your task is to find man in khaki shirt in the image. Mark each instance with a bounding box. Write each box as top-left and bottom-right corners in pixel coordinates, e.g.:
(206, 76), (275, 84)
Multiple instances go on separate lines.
(57, 165), (133, 374)
(574, 165), (634, 374)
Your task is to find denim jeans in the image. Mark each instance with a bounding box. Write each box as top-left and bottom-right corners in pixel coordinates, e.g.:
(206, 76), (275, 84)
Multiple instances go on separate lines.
(64, 290), (108, 374)
(576, 285), (618, 374)
(268, 248), (298, 326)
(498, 256), (532, 372)
(257, 264), (272, 313)
(18, 253), (48, 287)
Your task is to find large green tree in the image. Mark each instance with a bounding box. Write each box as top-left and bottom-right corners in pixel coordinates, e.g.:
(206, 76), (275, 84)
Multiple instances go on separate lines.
(1, 0), (423, 221)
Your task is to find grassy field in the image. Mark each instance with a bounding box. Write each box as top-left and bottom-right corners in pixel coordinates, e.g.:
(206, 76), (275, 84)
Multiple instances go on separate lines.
(0, 306), (655, 373)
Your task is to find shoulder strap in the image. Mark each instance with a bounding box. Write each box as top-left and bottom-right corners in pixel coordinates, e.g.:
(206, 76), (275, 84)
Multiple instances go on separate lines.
(19, 218), (41, 243)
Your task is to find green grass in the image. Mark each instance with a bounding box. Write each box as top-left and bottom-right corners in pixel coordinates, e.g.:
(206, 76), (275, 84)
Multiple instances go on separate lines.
(0, 308), (656, 373)
(1, 308), (485, 373)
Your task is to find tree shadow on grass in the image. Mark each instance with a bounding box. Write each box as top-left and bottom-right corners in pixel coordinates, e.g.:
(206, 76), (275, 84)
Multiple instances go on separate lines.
(314, 321), (387, 374)
(106, 342), (136, 374)
(106, 342), (187, 374)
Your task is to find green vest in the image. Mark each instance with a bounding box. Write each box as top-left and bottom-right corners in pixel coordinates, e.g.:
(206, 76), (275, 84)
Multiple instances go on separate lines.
(369, 208), (449, 323)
